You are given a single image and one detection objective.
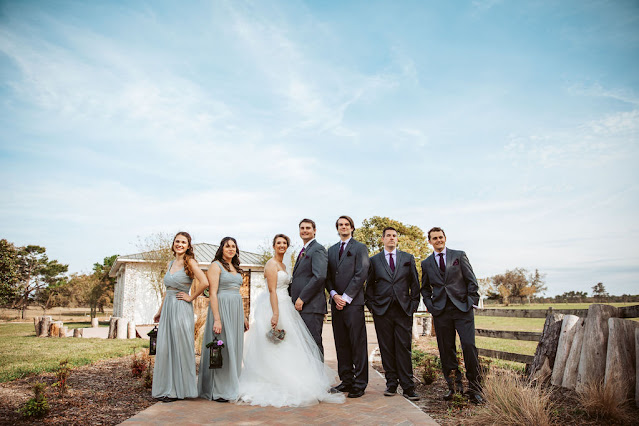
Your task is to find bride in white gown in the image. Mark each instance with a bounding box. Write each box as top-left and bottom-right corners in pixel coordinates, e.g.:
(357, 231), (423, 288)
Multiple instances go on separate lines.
(237, 234), (345, 407)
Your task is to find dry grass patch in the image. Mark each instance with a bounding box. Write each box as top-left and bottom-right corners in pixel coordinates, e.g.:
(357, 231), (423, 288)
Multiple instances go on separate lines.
(468, 371), (554, 425)
(577, 379), (633, 424)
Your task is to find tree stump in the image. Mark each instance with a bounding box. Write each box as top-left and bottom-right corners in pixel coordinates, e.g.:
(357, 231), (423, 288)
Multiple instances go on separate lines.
(551, 315), (581, 387)
(116, 318), (128, 339)
(73, 328), (83, 338)
(636, 328), (639, 408)
(108, 317), (119, 339)
(423, 315), (433, 336)
(412, 317), (420, 340)
(561, 317), (586, 390)
(59, 326), (69, 338)
(576, 304), (618, 393)
(91, 318), (99, 328)
(127, 321), (136, 339)
(604, 318), (639, 400)
(36, 316), (52, 337)
(530, 310), (564, 383)
(49, 321), (63, 338)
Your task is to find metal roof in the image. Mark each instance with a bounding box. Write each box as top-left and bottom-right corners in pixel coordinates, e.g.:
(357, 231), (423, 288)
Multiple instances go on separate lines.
(109, 243), (264, 277)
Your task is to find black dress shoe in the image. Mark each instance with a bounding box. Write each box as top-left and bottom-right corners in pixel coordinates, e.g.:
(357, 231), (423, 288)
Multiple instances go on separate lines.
(443, 387), (464, 401)
(214, 397), (229, 403)
(157, 396), (178, 403)
(330, 383), (352, 393)
(383, 387), (397, 396)
(403, 389), (420, 401)
(467, 393), (485, 405)
(347, 388), (365, 398)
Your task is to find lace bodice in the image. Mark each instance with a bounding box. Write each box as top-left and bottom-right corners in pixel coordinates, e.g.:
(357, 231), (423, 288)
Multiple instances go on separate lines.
(276, 270), (290, 290)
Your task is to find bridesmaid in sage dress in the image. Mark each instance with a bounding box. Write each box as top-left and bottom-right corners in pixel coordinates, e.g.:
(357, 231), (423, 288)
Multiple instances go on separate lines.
(198, 236), (248, 402)
(152, 231), (209, 402)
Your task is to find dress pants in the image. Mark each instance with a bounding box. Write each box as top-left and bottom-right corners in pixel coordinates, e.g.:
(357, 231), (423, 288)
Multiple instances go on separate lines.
(300, 312), (325, 357)
(433, 298), (482, 393)
(372, 302), (414, 391)
(332, 304), (368, 391)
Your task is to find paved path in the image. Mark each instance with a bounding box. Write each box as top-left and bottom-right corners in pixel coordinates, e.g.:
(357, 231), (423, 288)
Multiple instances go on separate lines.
(123, 324), (438, 425)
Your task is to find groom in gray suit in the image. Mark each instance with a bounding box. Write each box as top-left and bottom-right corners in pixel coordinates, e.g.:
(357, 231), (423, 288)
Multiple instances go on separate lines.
(421, 227), (483, 404)
(291, 218), (328, 356)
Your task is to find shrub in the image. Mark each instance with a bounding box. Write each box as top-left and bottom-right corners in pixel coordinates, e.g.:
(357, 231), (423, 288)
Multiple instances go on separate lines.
(52, 359), (71, 396)
(143, 358), (154, 389)
(479, 356), (493, 377)
(18, 382), (49, 418)
(411, 348), (428, 367)
(447, 392), (468, 413)
(577, 378), (632, 423)
(467, 371), (554, 425)
(131, 350), (148, 378)
(422, 355), (441, 385)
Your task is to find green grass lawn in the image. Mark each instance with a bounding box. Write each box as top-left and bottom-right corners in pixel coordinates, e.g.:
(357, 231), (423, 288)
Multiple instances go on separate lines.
(0, 322), (147, 383)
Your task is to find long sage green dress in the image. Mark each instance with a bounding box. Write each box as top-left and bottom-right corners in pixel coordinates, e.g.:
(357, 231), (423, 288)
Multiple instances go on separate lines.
(152, 261), (197, 399)
(198, 261), (245, 401)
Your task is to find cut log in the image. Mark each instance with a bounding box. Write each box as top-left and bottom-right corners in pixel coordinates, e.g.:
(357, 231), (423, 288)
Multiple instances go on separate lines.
(576, 304), (618, 393)
(636, 328), (639, 408)
(551, 315), (581, 387)
(36, 316), (52, 337)
(59, 326), (68, 338)
(49, 321), (63, 338)
(108, 317), (119, 339)
(604, 318), (639, 400)
(561, 317), (586, 389)
(412, 317), (420, 340)
(91, 318), (99, 328)
(116, 318), (128, 339)
(529, 310), (564, 383)
(127, 321), (136, 339)
(423, 315), (433, 336)
(73, 328), (83, 338)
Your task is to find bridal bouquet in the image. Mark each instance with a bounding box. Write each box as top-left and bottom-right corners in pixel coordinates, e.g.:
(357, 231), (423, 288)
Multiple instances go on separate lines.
(206, 336), (224, 369)
(266, 328), (286, 344)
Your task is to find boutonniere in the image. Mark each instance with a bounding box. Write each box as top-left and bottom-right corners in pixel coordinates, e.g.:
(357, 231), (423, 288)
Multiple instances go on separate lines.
(301, 252), (306, 258)
(346, 251), (352, 257)
(452, 259), (459, 266)
(403, 262), (410, 267)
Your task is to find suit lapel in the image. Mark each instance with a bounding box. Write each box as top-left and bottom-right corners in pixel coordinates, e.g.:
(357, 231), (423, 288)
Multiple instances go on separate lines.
(444, 249), (454, 282)
(294, 240), (313, 276)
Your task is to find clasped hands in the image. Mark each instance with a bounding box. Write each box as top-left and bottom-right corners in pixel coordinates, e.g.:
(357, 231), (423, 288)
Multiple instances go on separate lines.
(332, 294), (347, 310)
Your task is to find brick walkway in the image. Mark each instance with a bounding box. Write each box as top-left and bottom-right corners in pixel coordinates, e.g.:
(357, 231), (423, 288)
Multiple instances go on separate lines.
(122, 324), (438, 425)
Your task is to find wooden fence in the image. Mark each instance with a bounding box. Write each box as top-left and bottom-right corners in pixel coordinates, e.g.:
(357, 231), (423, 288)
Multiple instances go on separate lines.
(472, 305), (639, 371)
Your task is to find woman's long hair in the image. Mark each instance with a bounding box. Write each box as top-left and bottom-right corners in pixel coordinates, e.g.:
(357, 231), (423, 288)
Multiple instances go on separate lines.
(172, 231), (195, 279)
(214, 237), (243, 274)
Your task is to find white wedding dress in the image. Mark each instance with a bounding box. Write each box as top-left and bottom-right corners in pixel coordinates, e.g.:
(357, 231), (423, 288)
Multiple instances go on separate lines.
(237, 270), (345, 407)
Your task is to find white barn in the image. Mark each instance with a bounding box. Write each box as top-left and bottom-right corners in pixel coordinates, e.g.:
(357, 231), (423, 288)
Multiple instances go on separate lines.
(109, 243), (266, 325)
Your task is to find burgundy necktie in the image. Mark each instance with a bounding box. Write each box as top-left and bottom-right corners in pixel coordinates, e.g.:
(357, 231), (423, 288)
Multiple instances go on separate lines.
(297, 247), (305, 262)
(339, 242), (345, 259)
(438, 253), (446, 273)
(389, 253), (395, 273)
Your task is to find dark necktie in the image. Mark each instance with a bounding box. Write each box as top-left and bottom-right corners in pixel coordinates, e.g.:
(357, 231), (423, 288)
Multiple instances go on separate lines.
(438, 253), (446, 273)
(297, 247), (305, 262)
(339, 242), (345, 259)
(389, 253), (395, 273)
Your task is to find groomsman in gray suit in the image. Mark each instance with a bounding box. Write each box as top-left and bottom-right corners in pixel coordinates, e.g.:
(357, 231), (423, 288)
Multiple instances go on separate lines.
(365, 227), (421, 401)
(326, 215), (370, 398)
(421, 227), (483, 404)
(291, 218), (328, 356)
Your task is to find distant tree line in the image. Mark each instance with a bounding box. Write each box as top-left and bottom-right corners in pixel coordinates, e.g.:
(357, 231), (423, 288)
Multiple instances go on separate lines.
(0, 238), (117, 318)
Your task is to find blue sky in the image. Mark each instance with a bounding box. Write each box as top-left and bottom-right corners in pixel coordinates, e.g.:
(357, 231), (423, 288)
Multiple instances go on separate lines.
(1, 0), (638, 296)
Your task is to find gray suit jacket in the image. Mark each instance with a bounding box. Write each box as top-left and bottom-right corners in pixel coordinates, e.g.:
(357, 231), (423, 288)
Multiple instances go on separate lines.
(326, 238), (370, 306)
(365, 250), (420, 316)
(291, 239), (328, 314)
(420, 248), (479, 316)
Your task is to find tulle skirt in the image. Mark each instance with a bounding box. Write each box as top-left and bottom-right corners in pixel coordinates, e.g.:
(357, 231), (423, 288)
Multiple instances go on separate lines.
(237, 289), (344, 407)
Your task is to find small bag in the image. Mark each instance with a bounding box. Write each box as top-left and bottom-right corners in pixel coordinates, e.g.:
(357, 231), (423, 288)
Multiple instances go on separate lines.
(206, 334), (224, 369)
